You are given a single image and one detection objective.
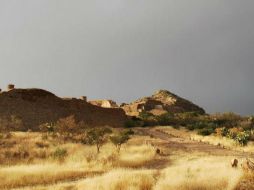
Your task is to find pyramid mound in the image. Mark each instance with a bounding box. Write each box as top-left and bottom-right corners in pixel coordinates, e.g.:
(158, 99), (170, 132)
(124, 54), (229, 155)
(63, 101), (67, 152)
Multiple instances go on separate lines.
(0, 88), (127, 130)
(122, 90), (205, 116)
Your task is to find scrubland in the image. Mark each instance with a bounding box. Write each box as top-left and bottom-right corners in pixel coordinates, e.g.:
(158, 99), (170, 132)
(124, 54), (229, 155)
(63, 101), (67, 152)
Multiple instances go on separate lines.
(1, 125), (253, 190)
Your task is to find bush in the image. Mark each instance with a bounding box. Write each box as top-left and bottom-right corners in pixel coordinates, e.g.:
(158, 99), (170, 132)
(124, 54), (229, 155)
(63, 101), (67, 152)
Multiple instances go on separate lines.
(198, 128), (214, 136)
(235, 131), (250, 146)
(193, 122), (206, 129)
(139, 111), (154, 120)
(138, 112), (157, 127)
(211, 112), (243, 128)
(186, 125), (195, 131)
(215, 127), (228, 137)
(110, 132), (130, 152)
(174, 112), (200, 126)
(86, 128), (112, 153)
(227, 127), (244, 139)
(52, 148), (67, 161)
(188, 121), (218, 131)
(124, 118), (143, 128)
(155, 113), (174, 126)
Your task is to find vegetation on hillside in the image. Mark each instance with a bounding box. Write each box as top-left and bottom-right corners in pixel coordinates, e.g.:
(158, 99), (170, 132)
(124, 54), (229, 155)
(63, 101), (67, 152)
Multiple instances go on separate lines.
(123, 111), (254, 146)
(0, 112), (254, 189)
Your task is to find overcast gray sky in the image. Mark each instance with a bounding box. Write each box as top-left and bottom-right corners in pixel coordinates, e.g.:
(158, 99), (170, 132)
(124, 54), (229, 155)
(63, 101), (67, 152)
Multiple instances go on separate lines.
(0, 0), (254, 115)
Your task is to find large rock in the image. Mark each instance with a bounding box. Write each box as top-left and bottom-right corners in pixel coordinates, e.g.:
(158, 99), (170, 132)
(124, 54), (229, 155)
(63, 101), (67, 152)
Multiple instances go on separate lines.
(122, 90), (205, 116)
(0, 88), (127, 130)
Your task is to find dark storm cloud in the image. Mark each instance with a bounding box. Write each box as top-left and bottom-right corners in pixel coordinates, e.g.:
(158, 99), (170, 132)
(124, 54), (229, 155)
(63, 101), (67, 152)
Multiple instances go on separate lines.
(0, 0), (254, 115)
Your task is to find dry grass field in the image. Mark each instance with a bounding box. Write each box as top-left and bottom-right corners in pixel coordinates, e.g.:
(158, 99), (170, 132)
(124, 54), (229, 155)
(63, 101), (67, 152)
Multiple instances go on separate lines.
(0, 126), (253, 190)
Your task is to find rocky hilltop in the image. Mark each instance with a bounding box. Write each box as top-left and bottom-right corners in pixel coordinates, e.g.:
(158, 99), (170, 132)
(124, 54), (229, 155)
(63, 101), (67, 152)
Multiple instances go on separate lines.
(0, 88), (127, 130)
(121, 90), (205, 116)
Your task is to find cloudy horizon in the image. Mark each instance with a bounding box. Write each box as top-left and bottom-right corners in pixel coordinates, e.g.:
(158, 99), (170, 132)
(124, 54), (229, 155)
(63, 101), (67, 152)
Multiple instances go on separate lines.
(0, 0), (254, 115)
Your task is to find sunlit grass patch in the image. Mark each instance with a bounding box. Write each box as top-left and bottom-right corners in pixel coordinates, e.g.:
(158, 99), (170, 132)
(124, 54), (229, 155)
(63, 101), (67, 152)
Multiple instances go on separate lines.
(119, 144), (156, 167)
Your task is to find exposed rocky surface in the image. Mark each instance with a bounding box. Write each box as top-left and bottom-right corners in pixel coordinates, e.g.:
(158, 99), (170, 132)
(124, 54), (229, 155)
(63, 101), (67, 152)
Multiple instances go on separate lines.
(89, 100), (118, 108)
(0, 88), (127, 130)
(121, 90), (205, 116)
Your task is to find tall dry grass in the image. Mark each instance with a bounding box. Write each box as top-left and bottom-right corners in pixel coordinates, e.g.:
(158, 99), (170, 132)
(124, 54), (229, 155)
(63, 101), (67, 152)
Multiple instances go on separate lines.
(119, 144), (156, 167)
(0, 163), (101, 189)
(77, 169), (155, 190)
(191, 134), (254, 152)
(0, 131), (248, 190)
(154, 156), (243, 190)
(0, 131), (157, 189)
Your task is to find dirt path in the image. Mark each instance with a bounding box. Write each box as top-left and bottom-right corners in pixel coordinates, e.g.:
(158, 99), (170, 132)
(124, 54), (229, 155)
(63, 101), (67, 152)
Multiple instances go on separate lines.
(137, 127), (254, 158)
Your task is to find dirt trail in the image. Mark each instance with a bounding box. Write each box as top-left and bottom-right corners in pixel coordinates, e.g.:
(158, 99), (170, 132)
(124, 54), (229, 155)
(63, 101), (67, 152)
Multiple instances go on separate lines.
(138, 127), (254, 158)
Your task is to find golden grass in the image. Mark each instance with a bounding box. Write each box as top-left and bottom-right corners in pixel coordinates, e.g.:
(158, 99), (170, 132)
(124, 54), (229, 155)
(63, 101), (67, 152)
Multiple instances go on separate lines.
(77, 169), (155, 190)
(154, 156), (243, 190)
(13, 156), (243, 190)
(14, 169), (155, 190)
(235, 172), (254, 190)
(0, 132), (157, 189)
(0, 131), (251, 190)
(191, 134), (254, 152)
(0, 163), (103, 189)
(191, 134), (236, 147)
(119, 144), (156, 168)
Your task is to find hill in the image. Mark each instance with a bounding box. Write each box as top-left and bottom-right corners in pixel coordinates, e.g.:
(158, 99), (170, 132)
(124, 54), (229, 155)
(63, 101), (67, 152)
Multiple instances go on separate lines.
(0, 88), (127, 130)
(121, 90), (205, 116)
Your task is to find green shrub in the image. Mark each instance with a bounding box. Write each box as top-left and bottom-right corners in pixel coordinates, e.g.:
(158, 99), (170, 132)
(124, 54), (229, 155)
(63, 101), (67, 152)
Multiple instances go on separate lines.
(155, 113), (174, 126)
(139, 111), (154, 120)
(186, 125), (195, 131)
(138, 111), (157, 127)
(124, 118), (143, 128)
(190, 121), (217, 130)
(110, 132), (130, 152)
(235, 131), (250, 146)
(174, 112), (200, 126)
(211, 112), (243, 128)
(190, 122), (204, 130)
(227, 127), (244, 139)
(198, 128), (214, 136)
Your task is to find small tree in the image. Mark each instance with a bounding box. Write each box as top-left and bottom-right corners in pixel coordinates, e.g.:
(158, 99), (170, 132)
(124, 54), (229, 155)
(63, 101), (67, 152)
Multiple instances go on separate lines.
(86, 128), (112, 153)
(110, 130), (133, 152)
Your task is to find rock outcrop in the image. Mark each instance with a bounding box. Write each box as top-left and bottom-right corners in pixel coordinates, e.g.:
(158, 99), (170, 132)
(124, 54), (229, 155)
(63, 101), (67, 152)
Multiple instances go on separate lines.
(0, 88), (127, 130)
(121, 90), (205, 116)
(89, 100), (119, 108)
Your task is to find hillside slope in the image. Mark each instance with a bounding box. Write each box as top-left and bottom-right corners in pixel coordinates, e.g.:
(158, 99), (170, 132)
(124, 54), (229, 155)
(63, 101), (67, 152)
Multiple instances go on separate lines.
(122, 90), (205, 116)
(0, 88), (127, 130)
